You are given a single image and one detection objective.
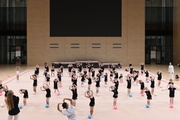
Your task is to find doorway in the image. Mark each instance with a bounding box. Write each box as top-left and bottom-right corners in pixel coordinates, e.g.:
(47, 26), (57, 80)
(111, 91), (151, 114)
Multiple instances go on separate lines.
(9, 45), (26, 64)
(145, 46), (162, 64)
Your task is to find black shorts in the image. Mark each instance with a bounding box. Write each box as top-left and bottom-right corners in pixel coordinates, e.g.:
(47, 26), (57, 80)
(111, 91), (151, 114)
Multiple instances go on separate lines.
(88, 82), (92, 85)
(113, 94), (118, 98)
(141, 86), (144, 90)
(147, 96), (152, 100)
(23, 94), (28, 99)
(169, 95), (175, 98)
(54, 86), (58, 89)
(150, 85), (154, 88)
(72, 95), (78, 100)
(127, 85), (131, 89)
(89, 102), (95, 107)
(46, 94), (51, 98)
(33, 83), (37, 87)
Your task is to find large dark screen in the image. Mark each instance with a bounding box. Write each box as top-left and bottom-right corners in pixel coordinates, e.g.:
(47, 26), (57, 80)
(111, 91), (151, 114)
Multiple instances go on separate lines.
(50, 0), (121, 37)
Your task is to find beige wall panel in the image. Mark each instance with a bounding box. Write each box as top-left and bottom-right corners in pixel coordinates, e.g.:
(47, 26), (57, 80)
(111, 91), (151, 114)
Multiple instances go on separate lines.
(27, 15), (45, 22)
(122, 0), (128, 37)
(127, 0), (145, 65)
(28, 27), (45, 36)
(27, 35), (45, 45)
(27, 1), (45, 15)
(44, 51), (64, 62)
(28, 51), (45, 64)
(86, 50), (107, 62)
(44, 0), (49, 17)
(64, 52), (86, 61)
(106, 51), (128, 63)
(27, 0), (145, 65)
(63, 38), (86, 61)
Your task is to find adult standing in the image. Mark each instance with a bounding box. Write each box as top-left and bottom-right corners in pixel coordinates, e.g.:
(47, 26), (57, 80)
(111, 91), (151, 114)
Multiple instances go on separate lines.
(168, 62), (174, 80)
(6, 90), (20, 120)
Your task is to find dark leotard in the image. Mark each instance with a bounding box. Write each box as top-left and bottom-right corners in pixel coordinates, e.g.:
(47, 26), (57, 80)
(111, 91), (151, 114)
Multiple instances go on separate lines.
(140, 82), (145, 90)
(54, 81), (58, 89)
(23, 90), (29, 98)
(46, 88), (51, 98)
(89, 97), (95, 107)
(168, 87), (176, 97)
(150, 80), (155, 88)
(72, 89), (78, 100)
(33, 79), (37, 86)
(145, 91), (152, 100)
(112, 89), (118, 98)
(126, 79), (131, 89)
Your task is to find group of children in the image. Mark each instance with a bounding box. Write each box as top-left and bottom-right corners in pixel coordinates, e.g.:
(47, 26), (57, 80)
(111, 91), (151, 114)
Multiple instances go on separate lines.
(0, 61), (180, 120)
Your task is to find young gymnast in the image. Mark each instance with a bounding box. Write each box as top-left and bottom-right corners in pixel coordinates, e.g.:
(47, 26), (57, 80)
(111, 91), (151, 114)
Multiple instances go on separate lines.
(167, 79), (174, 88)
(119, 74), (123, 83)
(83, 68), (87, 76)
(53, 78), (60, 94)
(133, 71), (139, 84)
(114, 71), (119, 81)
(129, 62), (133, 73)
(144, 87), (152, 105)
(72, 68), (76, 75)
(86, 75), (92, 90)
(144, 70), (149, 82)
(57, 68), (61, 75)
(15, 66), (21, 81)
(45, 74), (50, 85)
(57, 98), (77, 120)
(69, 84), (78, 106)
(40, 84), (51, 105)
(95, 73), (101, 96)
(19, 89), (29, 106)
(104, 73), (108, 86)
(84, 90), (95, 117)
(117, 62), (122, 69)
(80, 73), (86, 87)
(109, 86), (118, 108)
(68, 64), (73, 77)
(157, 70), (162, 88)
(44, 64), (49, 73)
(150, 76), (155, 95)
(91, 68), (95, 80)
(60, 65), (64, 76)
(162, 84), (179, 107)
(57, 72), (62, 87)
(51, 66), (55, 77)
(126, 74), (132, 96)
(100, 64), (105, 76)
(175, 74), (179, 81)
(30, 74), (38, 94)
(113, 77), (119, 91)
(71, 74), (78, 86)
(140, 62), (144, 74)
(34, 65), (39, 76)
(44, 69), (47, 78)
(87, 63), (92, 76)
(129, 66), (134, 75)
(109, 69), (114, 81)
(139, 80), (145, 95)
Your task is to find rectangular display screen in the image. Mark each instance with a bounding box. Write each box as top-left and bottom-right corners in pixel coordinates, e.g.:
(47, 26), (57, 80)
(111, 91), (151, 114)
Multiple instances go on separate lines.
(50, 0), (121, 37)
